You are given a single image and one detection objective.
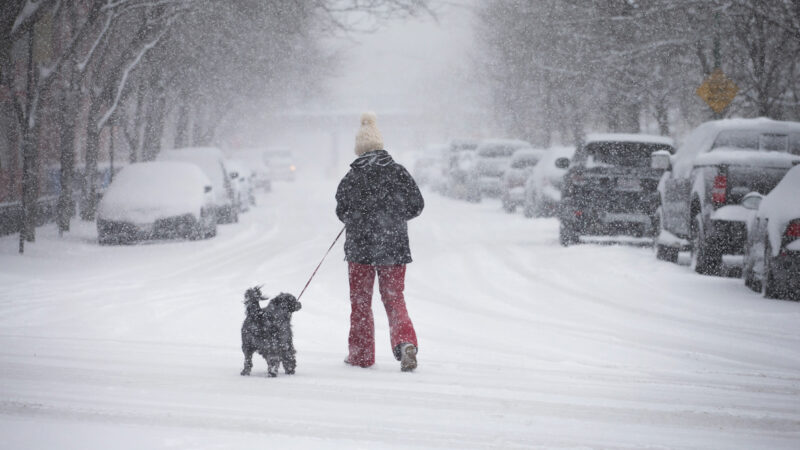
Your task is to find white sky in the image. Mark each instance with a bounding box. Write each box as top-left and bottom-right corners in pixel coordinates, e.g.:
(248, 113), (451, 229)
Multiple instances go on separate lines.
(322, 1), (479, 113)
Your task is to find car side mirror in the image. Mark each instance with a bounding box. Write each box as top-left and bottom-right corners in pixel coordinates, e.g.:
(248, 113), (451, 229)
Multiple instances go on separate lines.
(741, 192), (763, 210)
(651, 150), (671, 170)
(555, 158), (570, 169)
(204, 185), (212, 194)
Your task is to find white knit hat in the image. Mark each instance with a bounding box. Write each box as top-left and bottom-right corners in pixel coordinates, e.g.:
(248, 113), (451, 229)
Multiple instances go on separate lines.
(354, 111), (384, 156)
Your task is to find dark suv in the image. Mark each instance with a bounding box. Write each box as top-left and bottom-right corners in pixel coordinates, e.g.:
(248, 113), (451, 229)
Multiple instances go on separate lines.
(558, 134), (676, 246)
(654, 118), (800, 275)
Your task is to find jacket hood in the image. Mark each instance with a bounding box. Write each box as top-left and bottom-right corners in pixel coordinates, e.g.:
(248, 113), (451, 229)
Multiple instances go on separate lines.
(351, 149), (393, 169)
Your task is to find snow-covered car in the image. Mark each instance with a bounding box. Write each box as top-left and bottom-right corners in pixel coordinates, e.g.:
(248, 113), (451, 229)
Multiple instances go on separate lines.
(228, 148), (272, 193)
(412, 145), (447, 189)
(501, 148), (545, 212)
(226, 159), (255, 210)
(559, 134), (675, 246)
(470, 139), (533, 200)
(263, 148), (296, 181)
(157, 147), (238, 224)
(96, 162), (217, 245)
(654, 118), (800, 274)
(522, 146), (576, 218)
(444, 139), (480, 201)
(741, 165), (800, 300)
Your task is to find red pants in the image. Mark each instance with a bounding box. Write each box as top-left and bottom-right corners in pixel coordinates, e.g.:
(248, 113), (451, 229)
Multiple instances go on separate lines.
(347, 262), (418, 367)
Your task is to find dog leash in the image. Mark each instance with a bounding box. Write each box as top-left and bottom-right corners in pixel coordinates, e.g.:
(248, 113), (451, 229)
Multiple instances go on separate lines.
(297, 226), (345, 301)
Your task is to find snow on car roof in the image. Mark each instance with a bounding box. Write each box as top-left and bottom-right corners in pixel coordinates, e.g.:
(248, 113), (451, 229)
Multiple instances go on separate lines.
(477, 139), (532, 157)
(97, 161), (211, 223)
(673, 117), (800, 178)
(157, 147), (228, 203)
(700, 117), (800, 134)
(585, 133), (674, 147)
(447, 138), (480, 152)
(511, 148), (546, 162)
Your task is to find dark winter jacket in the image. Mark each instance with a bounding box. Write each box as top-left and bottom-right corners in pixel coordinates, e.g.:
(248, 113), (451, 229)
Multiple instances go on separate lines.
(336, 150), (424, 265)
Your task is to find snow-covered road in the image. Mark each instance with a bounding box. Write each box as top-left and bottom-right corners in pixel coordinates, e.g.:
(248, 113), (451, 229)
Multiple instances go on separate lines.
(1, 175), (800, 449)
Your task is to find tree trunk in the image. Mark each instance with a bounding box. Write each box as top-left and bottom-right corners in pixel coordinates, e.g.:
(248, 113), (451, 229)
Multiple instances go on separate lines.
(142, 92), (166, 161)
(622, 102), (641, 133)
(173, 89), (189, 148)
(80, 109), (101, 221)
(654, 101), (670, 136)
(19, 121), (40, 244)
(19, 27), (39, 252)
(56, 82), (77, 234)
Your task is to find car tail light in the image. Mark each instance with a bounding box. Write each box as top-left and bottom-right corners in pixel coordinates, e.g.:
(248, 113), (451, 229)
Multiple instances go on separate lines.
(711, 174), (727, 205)
(786, 221), (800, 239)
(569, 172), (585, 186)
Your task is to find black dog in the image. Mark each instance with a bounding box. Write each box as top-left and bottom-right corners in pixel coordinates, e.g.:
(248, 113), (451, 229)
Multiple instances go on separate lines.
(240, 287), (302, 377)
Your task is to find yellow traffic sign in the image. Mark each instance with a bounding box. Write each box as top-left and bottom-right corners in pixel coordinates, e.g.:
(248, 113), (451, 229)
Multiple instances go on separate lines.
(696, 68), (738, 114)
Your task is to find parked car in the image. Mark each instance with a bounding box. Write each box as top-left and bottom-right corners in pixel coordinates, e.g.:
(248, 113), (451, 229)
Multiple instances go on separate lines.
(444, 139), (480, 201)
(157, 147), (238, 224)
(559, 134), (675, 246)
(471, 139), (533, 200)
(654, 118), (800, 275)
(229, 148), (272, 192)
(741, 165), (800, 299)
(225, 159), (255, 211)
(96, 162), (217, 244)
(263, 148), (296, 181)
(501, 148), (545, 212)
(523, 146), (576, 218)
(413, 144), (447, 190)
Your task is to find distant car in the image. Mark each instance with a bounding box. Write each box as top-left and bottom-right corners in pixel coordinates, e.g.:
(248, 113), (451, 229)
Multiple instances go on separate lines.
(471, 139), (534, 200)
(263, 149), (296, 181)
(413, 145), (447, 189)
(741, 165), (800, 300)
(226, 159), (255, 210)
(501, 148), (545, 212)
(96, 162), (217, 244)
(444, 139), (480, 201)
(655, 118), (800, 274)
(157, 147), (238, 224)
(522, 146), (576, 218)
(228, 148), (272, 193)
(559, 134), (675, 246)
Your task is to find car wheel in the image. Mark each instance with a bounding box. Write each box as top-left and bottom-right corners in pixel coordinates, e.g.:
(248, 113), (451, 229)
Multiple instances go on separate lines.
(742, 243), (761, 292)
(559, 220), (579, 247)
(762, 242), (782, 299)
(653, 207), (678, 263)
(205, 221), (217, 238)
(523, 201), (535, 218)
(690, 213), (721, 275)
(189, 223), (204, 241)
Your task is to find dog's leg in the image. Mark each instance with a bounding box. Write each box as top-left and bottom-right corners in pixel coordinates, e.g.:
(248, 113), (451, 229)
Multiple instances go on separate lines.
(241, 347), (254, 376)
(282, 343), (297, 375)
(266, 354), (280, 377)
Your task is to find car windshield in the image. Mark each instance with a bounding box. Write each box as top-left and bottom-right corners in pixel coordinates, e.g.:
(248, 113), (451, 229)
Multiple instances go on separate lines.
(511, 157), (538, 169)
(580, 142), (673, 167)
(712, 130), (800, 154)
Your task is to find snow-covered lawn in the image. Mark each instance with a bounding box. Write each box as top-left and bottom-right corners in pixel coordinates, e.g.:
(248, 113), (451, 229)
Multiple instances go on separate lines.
(1, 177), (799, 449)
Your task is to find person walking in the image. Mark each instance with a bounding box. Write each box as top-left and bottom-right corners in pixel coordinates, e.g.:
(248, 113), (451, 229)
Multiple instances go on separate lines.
(335, 112), (424, 372)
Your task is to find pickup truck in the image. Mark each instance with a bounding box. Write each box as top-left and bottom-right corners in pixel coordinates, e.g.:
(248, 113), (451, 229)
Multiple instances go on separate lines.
(653, 118), (800, 275)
